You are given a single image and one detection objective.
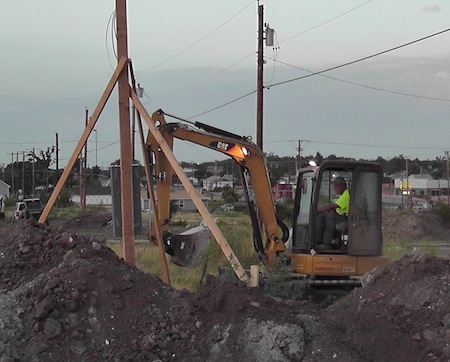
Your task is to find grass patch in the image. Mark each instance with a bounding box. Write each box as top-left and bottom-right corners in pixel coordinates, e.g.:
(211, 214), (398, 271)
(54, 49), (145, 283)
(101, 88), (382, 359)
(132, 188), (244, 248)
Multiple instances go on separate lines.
(383, 238), (442, 260)
(107, 211), (263, 292)
(108, 241), (213, 292)
(103, 210), (450, 292)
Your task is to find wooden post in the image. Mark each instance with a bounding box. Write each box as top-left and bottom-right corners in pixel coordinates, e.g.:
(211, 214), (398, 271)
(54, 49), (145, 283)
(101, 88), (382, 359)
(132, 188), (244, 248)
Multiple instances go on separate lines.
(115, 0), (135, 265)
(129, 62), (171, 285)
(38, 57), (128, 224)
(256, 4), (264, 150)
(250, 265), (260, 287)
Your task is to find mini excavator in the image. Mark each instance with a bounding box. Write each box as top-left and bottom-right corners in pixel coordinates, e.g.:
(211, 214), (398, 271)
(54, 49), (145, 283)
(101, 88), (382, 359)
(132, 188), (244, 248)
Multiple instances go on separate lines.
(146, 110), (391, 290)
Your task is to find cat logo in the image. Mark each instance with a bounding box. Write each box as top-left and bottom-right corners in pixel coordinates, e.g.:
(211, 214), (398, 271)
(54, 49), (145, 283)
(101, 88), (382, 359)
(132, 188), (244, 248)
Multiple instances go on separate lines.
(216, 141), (230, 151)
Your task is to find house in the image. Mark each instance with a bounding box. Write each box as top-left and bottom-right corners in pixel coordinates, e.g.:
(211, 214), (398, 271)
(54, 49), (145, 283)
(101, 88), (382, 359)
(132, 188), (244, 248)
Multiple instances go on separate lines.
(272, 183), (293, 202)
(141, 187), (211, 212)
(71, 186), (112, 205)
(204, 174), (234, 191)
(0, 180), (11, 198)
(393, 175), (450, 202)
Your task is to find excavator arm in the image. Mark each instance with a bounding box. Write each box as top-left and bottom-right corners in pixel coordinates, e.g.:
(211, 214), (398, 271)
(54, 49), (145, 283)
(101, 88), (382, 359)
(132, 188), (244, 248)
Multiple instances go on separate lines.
(146, 110), (289, 266)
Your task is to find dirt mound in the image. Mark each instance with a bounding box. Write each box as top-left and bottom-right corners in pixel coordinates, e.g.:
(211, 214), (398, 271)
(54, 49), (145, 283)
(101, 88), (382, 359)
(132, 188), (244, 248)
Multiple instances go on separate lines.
(0, 220), (322, 361)
(382, 209), (450, 241)
(324, 254), (450, 361)
(62, 210), (112, 228)
(0, 219), (449, 361)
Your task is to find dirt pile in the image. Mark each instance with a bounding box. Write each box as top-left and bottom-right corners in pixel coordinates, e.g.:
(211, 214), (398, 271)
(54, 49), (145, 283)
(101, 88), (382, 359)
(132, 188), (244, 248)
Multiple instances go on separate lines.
(324, 254), (450, 361)
(0, 219), (449, 361)
(382, 209), (450, 242)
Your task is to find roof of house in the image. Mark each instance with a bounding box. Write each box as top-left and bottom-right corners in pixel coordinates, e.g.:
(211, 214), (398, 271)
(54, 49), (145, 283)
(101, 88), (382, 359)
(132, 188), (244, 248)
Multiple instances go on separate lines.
(168, 189), (211, 201)
(205, 174), (234, 182)
(140, 187), (210, 201)
(72, 186), (111, 196)
(0, 179), (11, 188)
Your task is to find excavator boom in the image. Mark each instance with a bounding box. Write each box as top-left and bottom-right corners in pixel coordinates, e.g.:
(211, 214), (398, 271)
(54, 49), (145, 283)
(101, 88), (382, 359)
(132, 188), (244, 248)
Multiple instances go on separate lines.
(146, 110), (288, 266)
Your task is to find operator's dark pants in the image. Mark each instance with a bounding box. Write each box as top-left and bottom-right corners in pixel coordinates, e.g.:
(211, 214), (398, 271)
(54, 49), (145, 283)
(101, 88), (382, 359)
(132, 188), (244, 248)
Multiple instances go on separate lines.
(316, 211), (348, 245)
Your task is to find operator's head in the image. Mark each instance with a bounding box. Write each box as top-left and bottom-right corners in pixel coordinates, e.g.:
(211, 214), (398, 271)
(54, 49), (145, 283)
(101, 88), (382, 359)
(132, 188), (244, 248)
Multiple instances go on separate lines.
(333, 177), (347, 192)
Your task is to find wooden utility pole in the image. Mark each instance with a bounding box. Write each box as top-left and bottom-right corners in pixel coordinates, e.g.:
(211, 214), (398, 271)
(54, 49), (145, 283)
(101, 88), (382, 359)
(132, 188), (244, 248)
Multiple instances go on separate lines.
(31, 150), (35, 197)
(38, 56), (128, 225)
(256, 3), (264, 150)
(80, 109), (88, 212)
(116, 0), (135, 264)
(445, 150), (449, 205)
(22, 151), (25, 193)
(8, 153), (14, 194)
(55, 132), (59, 180)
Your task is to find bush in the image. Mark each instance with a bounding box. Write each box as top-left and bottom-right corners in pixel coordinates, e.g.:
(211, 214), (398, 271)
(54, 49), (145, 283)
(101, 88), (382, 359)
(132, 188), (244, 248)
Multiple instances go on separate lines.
(222, 187), (239, 203)
(432, 203), (450, 224)
(276, 200), (294, 226)
(4, 196), (16, 208)
(58, 191), (73, 208)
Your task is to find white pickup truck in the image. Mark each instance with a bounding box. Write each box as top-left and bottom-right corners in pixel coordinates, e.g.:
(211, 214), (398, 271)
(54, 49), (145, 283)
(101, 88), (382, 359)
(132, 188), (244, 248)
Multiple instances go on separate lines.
(12, 198), (44, 222)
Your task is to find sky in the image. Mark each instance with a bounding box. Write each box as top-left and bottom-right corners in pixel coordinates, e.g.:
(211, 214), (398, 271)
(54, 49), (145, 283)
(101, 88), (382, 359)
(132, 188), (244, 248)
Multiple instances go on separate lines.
(1, 0), (449, 170)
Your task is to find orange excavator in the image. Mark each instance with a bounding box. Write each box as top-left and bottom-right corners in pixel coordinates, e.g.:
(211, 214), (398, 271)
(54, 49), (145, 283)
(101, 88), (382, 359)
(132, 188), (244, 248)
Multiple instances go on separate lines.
(146, 110), (390, 287)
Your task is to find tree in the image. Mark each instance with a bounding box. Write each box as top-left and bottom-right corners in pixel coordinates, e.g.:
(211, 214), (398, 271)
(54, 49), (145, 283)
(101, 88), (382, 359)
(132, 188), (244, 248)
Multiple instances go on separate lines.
(222, 187), (238, 203)
(28, 147), (56, 190)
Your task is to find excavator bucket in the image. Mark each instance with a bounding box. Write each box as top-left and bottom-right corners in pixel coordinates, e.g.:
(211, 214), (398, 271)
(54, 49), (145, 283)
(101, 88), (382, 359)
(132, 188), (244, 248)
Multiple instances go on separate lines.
(164, 222), (212, 267)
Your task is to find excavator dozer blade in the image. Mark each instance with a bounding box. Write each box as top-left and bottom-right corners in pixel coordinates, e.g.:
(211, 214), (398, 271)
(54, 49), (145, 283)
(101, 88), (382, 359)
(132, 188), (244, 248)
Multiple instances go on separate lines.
(165, 224), (212, 267)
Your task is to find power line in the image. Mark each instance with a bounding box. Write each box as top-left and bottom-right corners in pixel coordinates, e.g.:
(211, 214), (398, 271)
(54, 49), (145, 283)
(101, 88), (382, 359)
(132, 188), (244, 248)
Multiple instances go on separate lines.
(151, 1), (370, 107)
(266, 138), (450, 151)
(188, 26), (450, 118)
(144, 1), (254, 72)
(280, 0), (374, 44)
(188, 90), (257, 119)
(267, 27), (450, 88)
(153, 53), (254, 103)
(273, 59), (450, 102)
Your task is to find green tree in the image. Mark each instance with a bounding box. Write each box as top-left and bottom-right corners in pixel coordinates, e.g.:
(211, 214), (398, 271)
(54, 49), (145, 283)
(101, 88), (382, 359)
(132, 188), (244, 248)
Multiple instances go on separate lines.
(222, 187), (238, 203)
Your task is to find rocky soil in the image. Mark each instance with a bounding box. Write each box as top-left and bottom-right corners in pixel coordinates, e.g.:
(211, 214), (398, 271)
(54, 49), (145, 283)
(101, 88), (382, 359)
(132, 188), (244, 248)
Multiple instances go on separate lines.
(0, 211), (449, 361)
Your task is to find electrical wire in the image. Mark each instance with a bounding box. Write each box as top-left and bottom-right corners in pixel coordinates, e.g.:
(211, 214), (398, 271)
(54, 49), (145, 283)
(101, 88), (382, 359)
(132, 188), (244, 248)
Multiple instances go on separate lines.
(153, 53), (255, 103)
(145, 1), (254, 71)
(267, 27), (450, 88)
(145, 0), (368, 110)
(280, 0), (374, 45)
(58, 141), (119, 162)
(187, 26), (450, 118)
(266, 138), (450, 151)
(105, 10), (117, 70)
(188, 90), (257, 119)
(273, 59), (450, 102)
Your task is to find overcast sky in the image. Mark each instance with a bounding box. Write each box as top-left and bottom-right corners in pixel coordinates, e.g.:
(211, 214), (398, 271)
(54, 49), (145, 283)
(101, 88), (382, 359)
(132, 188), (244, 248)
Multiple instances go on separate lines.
(1, 1), (449, 169)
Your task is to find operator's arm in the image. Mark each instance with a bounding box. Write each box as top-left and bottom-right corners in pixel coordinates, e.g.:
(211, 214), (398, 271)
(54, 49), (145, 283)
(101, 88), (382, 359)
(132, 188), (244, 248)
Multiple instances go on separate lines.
(318, 190), (349, 214)
(317, 203), (338, 214)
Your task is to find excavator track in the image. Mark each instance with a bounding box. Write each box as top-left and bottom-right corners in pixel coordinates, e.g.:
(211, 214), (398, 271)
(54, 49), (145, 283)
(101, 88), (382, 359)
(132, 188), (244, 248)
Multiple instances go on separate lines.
(219, 267), (360, 306)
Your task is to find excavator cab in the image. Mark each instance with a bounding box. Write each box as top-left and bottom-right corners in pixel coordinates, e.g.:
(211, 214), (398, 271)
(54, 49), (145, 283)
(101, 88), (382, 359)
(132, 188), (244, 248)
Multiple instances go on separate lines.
(291, 160), (383, 257)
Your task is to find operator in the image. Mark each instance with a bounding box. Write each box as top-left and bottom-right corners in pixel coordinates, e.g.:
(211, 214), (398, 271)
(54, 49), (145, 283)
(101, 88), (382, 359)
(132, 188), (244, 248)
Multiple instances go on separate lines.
(316, 176), (349, 250)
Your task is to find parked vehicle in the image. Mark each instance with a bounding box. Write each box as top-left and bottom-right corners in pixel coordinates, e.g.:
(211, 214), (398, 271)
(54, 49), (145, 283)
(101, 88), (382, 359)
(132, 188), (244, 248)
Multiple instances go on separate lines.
(12, 198), (44, 222)
(220, 204), (234, 212)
